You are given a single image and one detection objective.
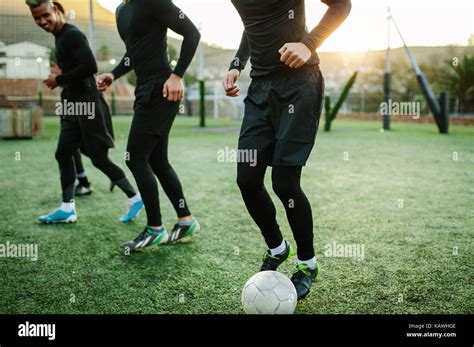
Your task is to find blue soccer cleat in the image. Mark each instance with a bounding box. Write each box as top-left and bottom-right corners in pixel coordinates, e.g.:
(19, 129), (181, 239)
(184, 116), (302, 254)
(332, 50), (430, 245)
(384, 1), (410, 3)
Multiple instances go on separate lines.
(119, 194), (144, 223)
(38, 207), (77, 224)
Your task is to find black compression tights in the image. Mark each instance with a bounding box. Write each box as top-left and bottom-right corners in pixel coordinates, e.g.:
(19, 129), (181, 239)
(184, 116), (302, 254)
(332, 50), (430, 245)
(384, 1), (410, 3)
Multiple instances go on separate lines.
(237, 164), (314, 260)
(56, 149), (135, 202)
(55, 118), (137, 203)
(126, 130), (191, 227)
(72, 150), (85, 175)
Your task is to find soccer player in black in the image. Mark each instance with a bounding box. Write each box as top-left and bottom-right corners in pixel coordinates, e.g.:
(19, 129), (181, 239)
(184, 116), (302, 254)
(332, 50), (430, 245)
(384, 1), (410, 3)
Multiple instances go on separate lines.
(27, 0), (143, 224)
(97, 0), (201, 250)
(223, 0), (351, 300)
(52, 62), (93, 196)
(51, 2), (116, 197)
(50, 2), (92, 197)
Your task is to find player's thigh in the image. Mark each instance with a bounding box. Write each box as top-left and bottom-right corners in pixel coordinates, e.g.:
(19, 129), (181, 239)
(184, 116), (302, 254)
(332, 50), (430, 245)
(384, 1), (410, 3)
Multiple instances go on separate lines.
(56, 119), (82, 158)
(272, 67), (324, 166)
(126, 114), (159, 163)
(148, 132), (171, 168)
(239, 98), (275, 168)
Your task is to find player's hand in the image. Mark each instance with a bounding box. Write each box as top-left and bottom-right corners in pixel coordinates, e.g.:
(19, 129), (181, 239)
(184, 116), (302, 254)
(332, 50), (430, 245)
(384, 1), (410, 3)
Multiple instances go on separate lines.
(51, 63), (62, 75)
(43, 73), (58, 89)
(223, 69), (240, 97)
(279, 42), (312, 69)
(163, 73), (184, 102)
(96, 73), (114, 92)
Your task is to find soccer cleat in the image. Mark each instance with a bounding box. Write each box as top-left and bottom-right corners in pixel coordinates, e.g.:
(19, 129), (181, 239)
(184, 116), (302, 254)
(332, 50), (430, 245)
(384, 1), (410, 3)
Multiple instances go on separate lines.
(109, 181), (115, 192)
(167, 218), (200, 243)
(74, 183), (93, 196)
(119, 197), (144, 223)
(121, 227), (169, 251)
(260, 241), (293, 271)
(291, 263), (319, 301)
(38, 207), (77, 224)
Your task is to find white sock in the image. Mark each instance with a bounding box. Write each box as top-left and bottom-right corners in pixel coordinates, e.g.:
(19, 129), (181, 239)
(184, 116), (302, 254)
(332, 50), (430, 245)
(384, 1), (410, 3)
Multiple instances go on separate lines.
(129, 192), (141, 203)
(60, 201), (75, 212)
(270, 240), (287, 256)
(298, 257), (317, 269)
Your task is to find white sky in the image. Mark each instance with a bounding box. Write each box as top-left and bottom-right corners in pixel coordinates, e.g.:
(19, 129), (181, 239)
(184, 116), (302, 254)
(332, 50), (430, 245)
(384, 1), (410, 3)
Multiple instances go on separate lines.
(98, 0), (474, 51)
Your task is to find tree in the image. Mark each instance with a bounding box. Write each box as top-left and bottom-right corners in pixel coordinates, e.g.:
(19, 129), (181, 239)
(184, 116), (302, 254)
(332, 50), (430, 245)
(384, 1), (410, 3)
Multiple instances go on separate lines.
(442, 55), (474, 113)
(168, 45), (178, 66)
(48, 46), (57, 65)
(98, 44), (111, 61)
(127, 70), (137, 86)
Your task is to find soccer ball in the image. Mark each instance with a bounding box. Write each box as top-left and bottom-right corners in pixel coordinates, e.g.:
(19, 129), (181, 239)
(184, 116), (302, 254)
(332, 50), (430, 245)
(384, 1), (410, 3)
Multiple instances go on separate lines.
(241, 271), (297, 314)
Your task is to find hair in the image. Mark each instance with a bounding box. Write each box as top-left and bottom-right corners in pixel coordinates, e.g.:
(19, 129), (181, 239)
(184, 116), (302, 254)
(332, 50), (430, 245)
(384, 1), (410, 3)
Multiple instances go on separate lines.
(26, 0), (65, 17)
(25, 0), (52, 8)
(52, 1), (65, 14)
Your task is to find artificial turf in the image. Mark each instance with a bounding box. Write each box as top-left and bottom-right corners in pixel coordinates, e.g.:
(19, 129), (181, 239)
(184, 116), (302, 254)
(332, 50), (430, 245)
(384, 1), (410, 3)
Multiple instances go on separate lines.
(0, 116), (472, 314)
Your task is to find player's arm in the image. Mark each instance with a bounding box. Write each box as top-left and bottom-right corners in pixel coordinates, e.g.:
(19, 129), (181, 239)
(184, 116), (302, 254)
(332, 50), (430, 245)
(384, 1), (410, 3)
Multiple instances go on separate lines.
(112, 53), (133, 81)
(146, 0), (200, 78)
(146, 0), (201, 101)
(97, 52), (132, 92)
(280, 0), (352, 69)
(223, 31), (250, 97)
(229, 31), (250, 74)
(54, 30), (98, 86)
(302, 0), (352, 53)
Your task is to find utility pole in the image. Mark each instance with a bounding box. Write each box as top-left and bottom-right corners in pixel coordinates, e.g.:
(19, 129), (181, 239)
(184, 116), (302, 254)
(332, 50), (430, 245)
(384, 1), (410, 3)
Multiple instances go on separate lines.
(88, 0), (96, 57)
(383, 7), (392, 130)
(391, 13), (448, 133)
(198, 23), (206, 128)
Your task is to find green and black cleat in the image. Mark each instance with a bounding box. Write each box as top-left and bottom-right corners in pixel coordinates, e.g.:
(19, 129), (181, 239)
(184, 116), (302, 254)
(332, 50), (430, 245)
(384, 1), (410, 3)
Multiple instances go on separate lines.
(167, 219), (200, 244)
(291, 263), (319, 301)
(121, 227), (169, 251)
(260, 241), (293, 271)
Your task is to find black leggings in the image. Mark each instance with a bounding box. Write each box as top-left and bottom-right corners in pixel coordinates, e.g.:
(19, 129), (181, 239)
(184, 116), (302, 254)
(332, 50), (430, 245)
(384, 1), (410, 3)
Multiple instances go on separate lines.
(237, 164), (314, 260)
(126, 129), (191, 226)
(72, 150), (85, 175)
(56, 121), (135, 202)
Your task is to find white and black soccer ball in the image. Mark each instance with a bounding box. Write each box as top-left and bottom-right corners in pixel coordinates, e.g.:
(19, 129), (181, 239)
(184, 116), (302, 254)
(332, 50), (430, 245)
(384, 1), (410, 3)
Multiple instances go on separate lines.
(241, 271), (297, 314)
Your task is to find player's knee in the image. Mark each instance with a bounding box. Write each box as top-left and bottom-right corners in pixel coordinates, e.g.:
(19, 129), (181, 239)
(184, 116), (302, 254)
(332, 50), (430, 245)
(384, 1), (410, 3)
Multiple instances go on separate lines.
(90, 155), (107, 169)
(150, 160), (171, 175)
(272, 179), (293, 199)
(55, 148), (69, 163)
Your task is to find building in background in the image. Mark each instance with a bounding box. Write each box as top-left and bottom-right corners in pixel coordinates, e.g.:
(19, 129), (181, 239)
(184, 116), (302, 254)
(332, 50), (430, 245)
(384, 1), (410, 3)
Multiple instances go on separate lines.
(0, 41), (50, 79)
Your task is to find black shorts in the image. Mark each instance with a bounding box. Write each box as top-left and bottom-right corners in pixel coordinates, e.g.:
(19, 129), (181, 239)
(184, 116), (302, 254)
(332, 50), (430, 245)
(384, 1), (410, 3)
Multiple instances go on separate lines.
(131, 77), (180, 137)
(239, 64), (324, 167)
(59, 92), (115, 157)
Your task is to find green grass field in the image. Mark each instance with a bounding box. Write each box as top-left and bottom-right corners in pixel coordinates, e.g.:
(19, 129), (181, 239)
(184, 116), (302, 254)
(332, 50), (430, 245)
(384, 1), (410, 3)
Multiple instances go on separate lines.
(0, 116), (473, 314)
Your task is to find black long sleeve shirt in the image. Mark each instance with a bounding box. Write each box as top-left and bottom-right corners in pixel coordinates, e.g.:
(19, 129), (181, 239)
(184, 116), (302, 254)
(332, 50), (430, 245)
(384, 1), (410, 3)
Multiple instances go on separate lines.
(54, 23), (98, 93)
(111, 0), (200, 83)
(229, 0), (352, 77)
